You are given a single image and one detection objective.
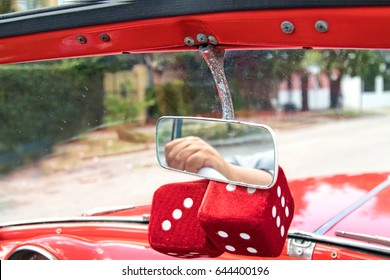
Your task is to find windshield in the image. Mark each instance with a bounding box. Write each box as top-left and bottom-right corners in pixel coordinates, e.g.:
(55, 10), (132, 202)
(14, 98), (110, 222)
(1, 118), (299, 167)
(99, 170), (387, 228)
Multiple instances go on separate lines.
(1, 49), (390, 223)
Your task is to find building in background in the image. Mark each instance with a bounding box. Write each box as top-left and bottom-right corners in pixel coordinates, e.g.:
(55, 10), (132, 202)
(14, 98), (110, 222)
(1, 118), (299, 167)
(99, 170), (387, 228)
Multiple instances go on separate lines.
(13, 0), (74, 12)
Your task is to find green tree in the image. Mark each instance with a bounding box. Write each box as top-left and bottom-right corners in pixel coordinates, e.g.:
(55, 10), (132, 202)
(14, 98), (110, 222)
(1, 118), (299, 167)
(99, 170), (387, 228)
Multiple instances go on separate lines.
(140, 52), (219, 117)
(226, 50), (305, 110)
(0, 0), (13, 14)
(307, 50), (384, 109)
(0, 61), (105, 173)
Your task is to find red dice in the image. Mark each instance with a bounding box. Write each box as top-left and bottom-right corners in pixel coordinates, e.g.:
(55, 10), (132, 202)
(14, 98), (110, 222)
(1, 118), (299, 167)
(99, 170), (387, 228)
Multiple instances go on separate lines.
(148, 179), (223, 258)
(198, 167), (294, 257)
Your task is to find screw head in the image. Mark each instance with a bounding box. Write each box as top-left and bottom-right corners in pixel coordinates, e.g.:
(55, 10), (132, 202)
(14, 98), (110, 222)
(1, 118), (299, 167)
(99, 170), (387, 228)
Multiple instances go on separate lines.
(196, 33), (208, 43)
(184, 36), (195, 46)
(208, 36), (218, 45)
(99, 33), (110, 42)
(76, 35), (87, 44)
(315, 20), (329, 33)
(281, 21), (295, 34)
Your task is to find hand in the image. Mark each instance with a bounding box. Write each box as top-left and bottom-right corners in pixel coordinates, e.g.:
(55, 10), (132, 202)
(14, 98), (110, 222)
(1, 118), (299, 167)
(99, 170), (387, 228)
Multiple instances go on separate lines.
(165, 136), (273, 186)
(165, 136), (229, 174)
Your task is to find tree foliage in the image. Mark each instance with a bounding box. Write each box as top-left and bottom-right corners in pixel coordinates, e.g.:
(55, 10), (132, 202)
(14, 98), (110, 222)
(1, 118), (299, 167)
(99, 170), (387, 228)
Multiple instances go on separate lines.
(304, 50), (385, 108)
(0, 63), (105, 173)
(226, 50), (305, 110)
(0, 0), (13, 14)
(314, 50), (383, 77)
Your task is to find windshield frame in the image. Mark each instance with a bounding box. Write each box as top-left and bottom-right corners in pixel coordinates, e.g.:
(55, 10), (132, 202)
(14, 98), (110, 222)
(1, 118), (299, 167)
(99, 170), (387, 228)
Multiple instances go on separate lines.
(2, 5), (390, 64)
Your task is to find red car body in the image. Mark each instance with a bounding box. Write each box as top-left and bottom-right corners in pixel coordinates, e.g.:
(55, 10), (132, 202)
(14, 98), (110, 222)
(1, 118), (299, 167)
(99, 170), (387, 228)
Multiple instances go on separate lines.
(0, 1), (389, 260)
(0, 173), (389, 260)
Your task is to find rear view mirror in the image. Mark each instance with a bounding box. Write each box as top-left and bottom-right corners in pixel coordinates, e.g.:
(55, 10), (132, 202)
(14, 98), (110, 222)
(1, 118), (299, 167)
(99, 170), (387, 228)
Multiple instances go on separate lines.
(156, 117), (278, 189)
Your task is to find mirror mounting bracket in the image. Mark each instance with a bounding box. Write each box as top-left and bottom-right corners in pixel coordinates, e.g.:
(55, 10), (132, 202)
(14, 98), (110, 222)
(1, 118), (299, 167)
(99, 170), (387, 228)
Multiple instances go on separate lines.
(199, 45), (235, 120)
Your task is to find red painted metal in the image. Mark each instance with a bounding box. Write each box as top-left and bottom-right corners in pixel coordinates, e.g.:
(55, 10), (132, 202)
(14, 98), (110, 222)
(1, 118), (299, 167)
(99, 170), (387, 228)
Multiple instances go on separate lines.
(288, 173), (390, 236)
(312, 244), (385, 260)
(2, 7), (390, 64)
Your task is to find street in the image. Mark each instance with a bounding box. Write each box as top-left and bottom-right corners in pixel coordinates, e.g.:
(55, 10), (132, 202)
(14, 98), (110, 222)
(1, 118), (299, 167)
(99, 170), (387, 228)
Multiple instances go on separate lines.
(277, 113), (390, 179)
(1, 113), (390, 223)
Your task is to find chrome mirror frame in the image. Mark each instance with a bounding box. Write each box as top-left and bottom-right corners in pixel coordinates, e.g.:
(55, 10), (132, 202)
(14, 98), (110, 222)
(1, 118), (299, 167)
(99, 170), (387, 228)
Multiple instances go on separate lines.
(156, 116), (279, 189)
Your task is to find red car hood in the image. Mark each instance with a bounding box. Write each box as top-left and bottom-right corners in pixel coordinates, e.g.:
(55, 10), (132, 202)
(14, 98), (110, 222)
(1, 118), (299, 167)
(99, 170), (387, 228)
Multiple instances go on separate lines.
(288, 172), (390, 239)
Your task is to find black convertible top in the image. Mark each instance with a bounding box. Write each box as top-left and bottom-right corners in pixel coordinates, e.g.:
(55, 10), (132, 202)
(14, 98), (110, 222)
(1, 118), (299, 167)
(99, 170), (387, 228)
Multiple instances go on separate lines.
(1, 0), (390, 38)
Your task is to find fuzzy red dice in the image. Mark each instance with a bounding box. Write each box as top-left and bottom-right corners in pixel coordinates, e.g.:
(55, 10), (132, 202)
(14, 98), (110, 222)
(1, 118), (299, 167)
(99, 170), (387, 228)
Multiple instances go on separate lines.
(148, 179), (223, 258)
(198, 167), (294, 257)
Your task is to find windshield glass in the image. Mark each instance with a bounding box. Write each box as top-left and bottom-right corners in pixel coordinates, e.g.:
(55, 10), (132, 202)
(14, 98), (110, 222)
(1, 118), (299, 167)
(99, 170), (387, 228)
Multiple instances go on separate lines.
(2, 0), (90, 13)
(1, 49), (390, 222)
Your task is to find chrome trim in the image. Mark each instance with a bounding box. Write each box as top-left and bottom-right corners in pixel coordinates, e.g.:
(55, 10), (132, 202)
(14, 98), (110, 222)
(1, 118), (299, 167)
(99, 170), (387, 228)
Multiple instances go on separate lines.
(0, 216), (149, 228)
(82, 204), (135, 216)
(287, 238), (315, 259)
(6, 245), (57, 260)
(336, 231), (390, 248)
(288, 230), (390, 257)
(156, 116), (279, 189)
(314, 176), (390, 235)
(142, 214), (151, 222)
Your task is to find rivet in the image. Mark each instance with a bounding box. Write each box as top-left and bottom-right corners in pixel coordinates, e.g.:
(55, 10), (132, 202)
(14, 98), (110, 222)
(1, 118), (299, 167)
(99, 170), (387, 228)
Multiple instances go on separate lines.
(208, 36), (218, 45)
(56, 228), (62, 234)
(281, 21), (295, 34)
(315, 20), (329, 33)
(196, 33), (208, 44)
(184, 36), (195, 46)
(76, 35), (87, 44)
(99, 33), (110, 42)
(331, 251), (338, 259)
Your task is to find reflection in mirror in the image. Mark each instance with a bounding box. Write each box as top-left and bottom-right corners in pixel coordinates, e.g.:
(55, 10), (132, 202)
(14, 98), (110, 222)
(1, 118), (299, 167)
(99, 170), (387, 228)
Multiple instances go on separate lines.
(0, 0), (103, 15)
(156, 117), (278, 189)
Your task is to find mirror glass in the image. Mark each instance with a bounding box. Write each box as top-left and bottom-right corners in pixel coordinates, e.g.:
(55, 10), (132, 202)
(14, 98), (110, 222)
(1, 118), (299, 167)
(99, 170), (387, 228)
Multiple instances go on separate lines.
(156, 117), (277, 189)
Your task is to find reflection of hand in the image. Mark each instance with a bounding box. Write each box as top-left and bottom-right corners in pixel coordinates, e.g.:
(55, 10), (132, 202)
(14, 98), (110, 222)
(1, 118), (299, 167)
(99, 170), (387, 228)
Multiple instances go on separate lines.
(165, 136), (229, 174)
(165, 136), (273, 186)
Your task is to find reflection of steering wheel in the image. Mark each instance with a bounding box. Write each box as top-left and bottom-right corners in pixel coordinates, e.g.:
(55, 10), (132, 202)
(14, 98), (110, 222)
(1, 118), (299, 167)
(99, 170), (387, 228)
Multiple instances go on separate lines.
(197, 167), (227, 181)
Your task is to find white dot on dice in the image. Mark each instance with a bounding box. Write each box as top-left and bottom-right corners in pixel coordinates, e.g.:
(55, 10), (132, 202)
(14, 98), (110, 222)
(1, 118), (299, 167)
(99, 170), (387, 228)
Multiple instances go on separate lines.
(272, 206), (277, 218)
(276, 216), (281, 227)
(277, 186), (281, 197)
(281, 196), (285, 207)
(218, 231), (228, 238)
(225, 245), (236, 252)
(162, 220), (171, 231)
(281, 225), (285, 237)
(183, 198), (193, 208)
(172, 209), (182, 219)
(240, 233), (251, 240)
(247, 247), (258, 254)
(285, 206), (289, 217)
(226, 184), (236, 192)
